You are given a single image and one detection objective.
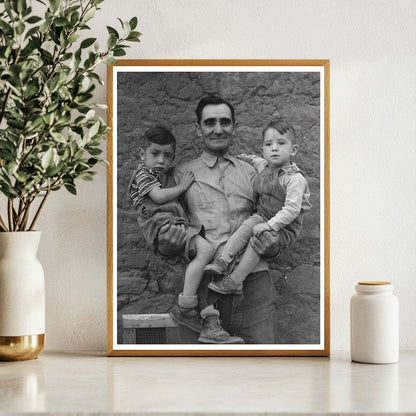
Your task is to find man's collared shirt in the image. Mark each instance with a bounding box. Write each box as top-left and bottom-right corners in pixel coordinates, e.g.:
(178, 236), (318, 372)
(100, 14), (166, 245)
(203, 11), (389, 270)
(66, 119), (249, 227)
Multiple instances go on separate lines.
(175, 151), (268, 272)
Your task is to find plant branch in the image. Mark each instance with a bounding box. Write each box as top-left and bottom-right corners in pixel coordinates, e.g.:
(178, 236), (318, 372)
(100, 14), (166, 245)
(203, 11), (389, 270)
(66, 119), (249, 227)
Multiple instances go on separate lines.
(7, 199), (14, 231)
(14, 199), (24, 231)
(15, 198), (32, 231)
(29, 189), (50, 231)
(0, 213), (8, 232)
(0, 3), (141, 230)
(20, 199), (33, 231)
(18, 120), (58, 169)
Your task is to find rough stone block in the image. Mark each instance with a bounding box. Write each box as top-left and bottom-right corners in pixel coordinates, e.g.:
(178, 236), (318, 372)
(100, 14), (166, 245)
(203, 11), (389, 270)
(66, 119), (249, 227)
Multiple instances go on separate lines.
(275, 264), (320, 344)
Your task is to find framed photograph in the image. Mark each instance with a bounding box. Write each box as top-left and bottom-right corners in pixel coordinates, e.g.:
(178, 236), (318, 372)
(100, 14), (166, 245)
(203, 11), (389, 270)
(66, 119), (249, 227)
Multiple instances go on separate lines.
(107, 60), (330, 356)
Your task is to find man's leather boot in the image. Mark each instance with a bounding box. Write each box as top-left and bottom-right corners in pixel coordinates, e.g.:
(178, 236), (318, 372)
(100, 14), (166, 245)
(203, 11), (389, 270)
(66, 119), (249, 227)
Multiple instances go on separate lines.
(198, 315), (244, 344)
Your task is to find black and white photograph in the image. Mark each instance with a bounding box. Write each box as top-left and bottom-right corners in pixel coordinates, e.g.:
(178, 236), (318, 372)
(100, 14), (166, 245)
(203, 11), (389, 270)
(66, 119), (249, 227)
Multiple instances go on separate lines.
(107, 60), (330, 356)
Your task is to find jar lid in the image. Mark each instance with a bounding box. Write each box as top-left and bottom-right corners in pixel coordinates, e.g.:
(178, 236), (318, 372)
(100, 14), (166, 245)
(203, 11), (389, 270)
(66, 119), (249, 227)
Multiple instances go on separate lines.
(358, 281), (391, 285)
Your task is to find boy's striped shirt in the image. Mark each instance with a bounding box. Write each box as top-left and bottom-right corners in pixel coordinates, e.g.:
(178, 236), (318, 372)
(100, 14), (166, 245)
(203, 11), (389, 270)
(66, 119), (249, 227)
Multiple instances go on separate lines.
(129, 163), (161, 208)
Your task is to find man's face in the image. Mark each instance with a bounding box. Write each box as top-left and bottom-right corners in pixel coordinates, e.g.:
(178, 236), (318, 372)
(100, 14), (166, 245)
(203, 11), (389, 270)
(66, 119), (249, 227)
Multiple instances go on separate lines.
(196, 104), (236, 156)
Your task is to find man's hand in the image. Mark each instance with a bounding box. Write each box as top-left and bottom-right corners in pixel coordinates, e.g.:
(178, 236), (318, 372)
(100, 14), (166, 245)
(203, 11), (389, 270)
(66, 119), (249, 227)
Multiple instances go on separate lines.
(252, 221), (273, 237)
(236, 153), (255, 164)
(178, 171), (195, 191)
(250, 230), (281, 258)
(158, 223), (186, 256)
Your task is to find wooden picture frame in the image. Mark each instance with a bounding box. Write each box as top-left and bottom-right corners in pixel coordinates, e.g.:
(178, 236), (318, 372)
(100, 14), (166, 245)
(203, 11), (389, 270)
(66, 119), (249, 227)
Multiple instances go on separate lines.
(107, 60), (330, 356)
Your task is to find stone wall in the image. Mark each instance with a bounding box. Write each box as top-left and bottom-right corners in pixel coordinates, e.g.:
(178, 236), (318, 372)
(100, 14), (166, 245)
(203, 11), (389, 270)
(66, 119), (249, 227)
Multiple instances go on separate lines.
(116, 71), (321, 344)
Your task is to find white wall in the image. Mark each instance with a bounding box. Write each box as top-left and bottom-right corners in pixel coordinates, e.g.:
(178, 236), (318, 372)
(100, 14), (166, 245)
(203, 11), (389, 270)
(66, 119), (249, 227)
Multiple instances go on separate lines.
(37, 0), (416, 351)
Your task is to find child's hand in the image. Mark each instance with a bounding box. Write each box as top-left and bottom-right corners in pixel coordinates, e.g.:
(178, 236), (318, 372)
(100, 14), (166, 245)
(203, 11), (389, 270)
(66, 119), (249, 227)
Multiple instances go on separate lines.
(179, 171), (195, 191)
(237, 153), (255, 164)
(253, 222), (273, 237)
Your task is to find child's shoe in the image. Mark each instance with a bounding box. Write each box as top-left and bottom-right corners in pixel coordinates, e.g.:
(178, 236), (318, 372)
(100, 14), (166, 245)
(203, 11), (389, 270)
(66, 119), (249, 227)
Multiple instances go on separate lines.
(208, 275), (243, 295)
(203, 257), (228, 275)
(169, 305), (202, 333)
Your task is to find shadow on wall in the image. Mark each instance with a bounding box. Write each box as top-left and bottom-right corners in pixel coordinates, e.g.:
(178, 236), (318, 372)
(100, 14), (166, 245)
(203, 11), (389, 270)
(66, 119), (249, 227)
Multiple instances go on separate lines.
(116, 71), (321, 344)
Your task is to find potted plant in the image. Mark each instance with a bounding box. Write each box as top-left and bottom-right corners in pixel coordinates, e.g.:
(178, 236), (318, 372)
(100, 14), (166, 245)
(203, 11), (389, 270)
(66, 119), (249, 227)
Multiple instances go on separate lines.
(0, 0), (140, 360)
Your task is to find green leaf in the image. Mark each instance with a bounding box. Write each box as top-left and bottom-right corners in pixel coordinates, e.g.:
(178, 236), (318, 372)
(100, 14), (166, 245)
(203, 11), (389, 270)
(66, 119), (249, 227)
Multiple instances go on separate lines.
(88, 120), (100, 138)
(113, 47), (126, 57)
(42, 112), (55, 126)
(54, 17), (69, 27)
(70, 11), (80, 26)
(5, 162), (18, 176)
(75, 93), (93, 104)
(0, 20), (13, 35)
(82, 8), (95, 23)
(24, 25), (40, 39)
(61, 52), (73, 61)
(63, 146), (71, 160)
(87, 147), (102, 156)
(126, 31), (141, 42)
(26, 15), (42, 24)
(4, 1), (16, 19)
(17, 0), (26, 14)
(80, 37), (96, 49)
(25, 117), (44, 134)
(23, 83), (39, 98)
(7, 119), (24, 129)
(107, 33), (117, 49)
(59, 29), (67, 47)
(40, 49), (54, 64)
(74, 148), (84, 159)
(48, 76), (60, 93)
(49, 0), (60, 13)
(14, 171), (28, 183)
(0, 183), (18, 198)
(117, 17), (125, 29)
(64, 183), (77, 195)
(16, 21), (25, 35)
(103, 56), (117, 65)
(85, 109), (95, 120)
(45, 165), (63, 177)
(50, 131), (67, 144)
(68, 33), (80, 44)
(41, 148), (55, 169)
(78, 171), (95, 181)
(87, 158), (100, 166)
(106, 26), (119, 38)
(129, 16), (138, 30)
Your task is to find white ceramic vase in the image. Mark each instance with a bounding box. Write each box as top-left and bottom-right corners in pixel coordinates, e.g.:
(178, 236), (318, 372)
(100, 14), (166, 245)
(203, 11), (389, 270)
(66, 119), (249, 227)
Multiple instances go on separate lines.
(0, 231), (45, 360)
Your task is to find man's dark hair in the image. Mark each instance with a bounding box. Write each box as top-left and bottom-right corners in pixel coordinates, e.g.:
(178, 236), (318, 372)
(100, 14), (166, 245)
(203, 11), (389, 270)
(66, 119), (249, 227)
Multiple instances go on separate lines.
(263, 119), (296, 145)
(142, 125), (176, 151)
(195, 95), (235, 125)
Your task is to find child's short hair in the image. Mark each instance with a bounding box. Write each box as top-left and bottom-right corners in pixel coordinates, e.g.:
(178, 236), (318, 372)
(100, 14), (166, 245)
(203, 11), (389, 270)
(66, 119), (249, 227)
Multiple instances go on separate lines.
(142, 125), (176, 151)
(263, 119), (296, 145)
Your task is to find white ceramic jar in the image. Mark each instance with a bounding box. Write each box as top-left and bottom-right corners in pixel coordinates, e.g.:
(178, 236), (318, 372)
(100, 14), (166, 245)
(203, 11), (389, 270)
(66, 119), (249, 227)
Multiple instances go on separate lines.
(0, 231), (45, 360)
(350, 281), (399, 364)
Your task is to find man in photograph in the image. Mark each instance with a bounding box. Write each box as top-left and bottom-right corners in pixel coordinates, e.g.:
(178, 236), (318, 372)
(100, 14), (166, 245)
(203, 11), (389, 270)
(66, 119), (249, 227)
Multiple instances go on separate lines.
(143, 95), (304, 344)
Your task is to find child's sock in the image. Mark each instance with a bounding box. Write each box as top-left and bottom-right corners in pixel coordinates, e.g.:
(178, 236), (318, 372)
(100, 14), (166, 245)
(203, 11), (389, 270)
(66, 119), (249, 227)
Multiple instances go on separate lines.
(178, 293), (198, 309)
(200, 305), (220, 319)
